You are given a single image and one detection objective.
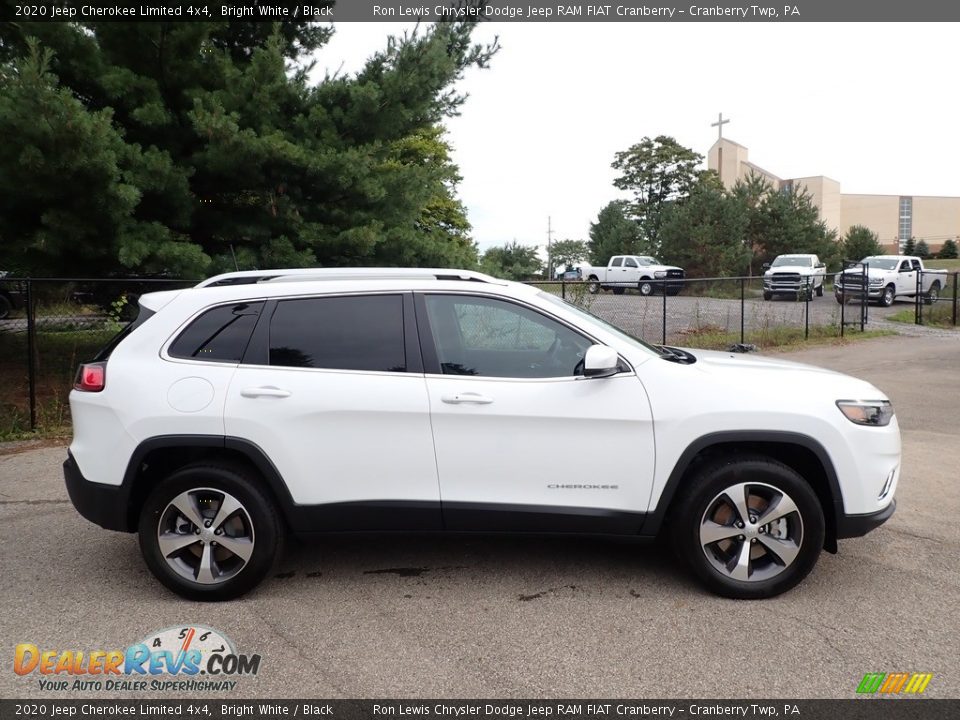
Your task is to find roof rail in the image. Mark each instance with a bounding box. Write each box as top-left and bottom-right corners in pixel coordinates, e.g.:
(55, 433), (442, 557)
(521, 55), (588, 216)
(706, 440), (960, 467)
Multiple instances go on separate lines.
(196, 268), (501, 288)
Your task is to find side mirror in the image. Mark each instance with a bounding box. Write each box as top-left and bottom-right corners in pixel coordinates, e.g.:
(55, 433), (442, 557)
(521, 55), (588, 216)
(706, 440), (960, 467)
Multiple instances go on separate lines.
(762, 263), (771, 270)
(583, 344), (620, 378)
(816, 263), (825, 269)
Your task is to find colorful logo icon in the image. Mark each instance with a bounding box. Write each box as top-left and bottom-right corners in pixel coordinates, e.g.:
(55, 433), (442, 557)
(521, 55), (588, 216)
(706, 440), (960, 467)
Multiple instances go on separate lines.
(857, 672), (933, 694)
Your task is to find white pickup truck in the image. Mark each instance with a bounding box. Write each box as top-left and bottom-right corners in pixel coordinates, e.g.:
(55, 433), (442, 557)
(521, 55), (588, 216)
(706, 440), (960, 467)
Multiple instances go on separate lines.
(835, 255), (948, 307)
(585, 255), (685, 296)
(762, 254), (827, 300)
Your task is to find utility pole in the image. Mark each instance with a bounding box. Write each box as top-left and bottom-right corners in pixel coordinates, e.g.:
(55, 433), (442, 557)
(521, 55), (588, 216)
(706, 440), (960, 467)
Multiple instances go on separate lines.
(546, 216), (555, 280)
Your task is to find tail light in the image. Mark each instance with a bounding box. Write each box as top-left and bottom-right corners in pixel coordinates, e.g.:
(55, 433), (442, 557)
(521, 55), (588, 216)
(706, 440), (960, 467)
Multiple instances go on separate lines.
(74, 362), (106, 392)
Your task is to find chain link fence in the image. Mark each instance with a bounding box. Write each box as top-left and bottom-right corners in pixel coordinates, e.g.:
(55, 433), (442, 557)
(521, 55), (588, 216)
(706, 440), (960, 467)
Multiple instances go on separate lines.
(1, 272), (956, 435)
(0, 277), (193, 435)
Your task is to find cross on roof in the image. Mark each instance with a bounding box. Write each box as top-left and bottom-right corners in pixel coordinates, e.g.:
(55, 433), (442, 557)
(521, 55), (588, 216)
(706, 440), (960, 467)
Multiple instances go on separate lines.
(711, 112), (730, 140)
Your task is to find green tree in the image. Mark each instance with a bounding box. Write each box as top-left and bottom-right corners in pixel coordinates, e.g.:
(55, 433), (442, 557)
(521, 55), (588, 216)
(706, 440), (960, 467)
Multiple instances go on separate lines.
(659, 175), (751, 278)
(938, 238), (959, 259)
(480, 241), (543, 280)
(903, 237), (916, 256)
(750, 185), (840, 269)
(914, 239), (931, 259)
(550, 239), (588, 270)
(843, 225), (883, 262)
(0, 21), (496, 276)
(731, 172), (775, 274)
(611, 135), (702, 250)
(587, 200), (641, 265)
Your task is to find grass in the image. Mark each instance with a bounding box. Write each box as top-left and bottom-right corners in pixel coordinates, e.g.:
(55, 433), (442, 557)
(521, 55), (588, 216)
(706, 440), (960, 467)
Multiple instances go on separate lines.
(924, 259), (960, 271)
(667, 324), (895, 352)
(886, 303), (957, 328)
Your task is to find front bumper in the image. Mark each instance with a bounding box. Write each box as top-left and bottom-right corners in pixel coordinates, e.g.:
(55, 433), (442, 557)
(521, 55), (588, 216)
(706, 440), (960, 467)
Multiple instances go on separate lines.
(63, 452), (133, 532)
(835, 285), (883, 300)
(835, 499), (896, 539)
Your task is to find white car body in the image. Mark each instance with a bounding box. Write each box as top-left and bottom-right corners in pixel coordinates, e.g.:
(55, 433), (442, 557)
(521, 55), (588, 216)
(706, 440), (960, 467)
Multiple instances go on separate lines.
(64, 268), (900, 599)
(835, 255), (948, 306)
(762, 254), (827, 299)
(586, 255), (685, 295)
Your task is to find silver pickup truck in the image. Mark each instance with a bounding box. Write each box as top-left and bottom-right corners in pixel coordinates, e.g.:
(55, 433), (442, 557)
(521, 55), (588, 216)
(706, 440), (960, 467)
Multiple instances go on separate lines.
(835, 255), (948, 307)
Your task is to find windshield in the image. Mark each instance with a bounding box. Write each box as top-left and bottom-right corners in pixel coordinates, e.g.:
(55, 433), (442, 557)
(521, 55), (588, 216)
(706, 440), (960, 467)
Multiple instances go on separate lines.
(859, 257), (899, 270)
(772, 256), (812, 267)
(537, 292), (662, 356)
(638, 256), (659, 265)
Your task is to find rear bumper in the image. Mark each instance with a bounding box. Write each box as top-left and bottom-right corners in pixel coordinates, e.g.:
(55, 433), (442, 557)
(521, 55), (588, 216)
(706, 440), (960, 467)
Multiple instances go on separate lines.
(63, 452), (133, 532)
(835, 499), (896, 539)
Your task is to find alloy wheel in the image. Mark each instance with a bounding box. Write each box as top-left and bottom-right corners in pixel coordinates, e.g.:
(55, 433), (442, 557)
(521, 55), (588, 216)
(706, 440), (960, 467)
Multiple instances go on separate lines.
(699, 482), (804, 583)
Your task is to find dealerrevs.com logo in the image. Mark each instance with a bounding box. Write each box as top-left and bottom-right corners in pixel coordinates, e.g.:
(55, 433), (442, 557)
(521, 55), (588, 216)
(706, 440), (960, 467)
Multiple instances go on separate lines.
(14, 625), (260, 693)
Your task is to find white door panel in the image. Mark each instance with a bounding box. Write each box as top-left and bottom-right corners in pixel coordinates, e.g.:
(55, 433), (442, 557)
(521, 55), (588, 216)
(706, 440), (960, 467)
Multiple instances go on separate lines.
(225, 368), (438, 505)
(426, 374), (654, 512)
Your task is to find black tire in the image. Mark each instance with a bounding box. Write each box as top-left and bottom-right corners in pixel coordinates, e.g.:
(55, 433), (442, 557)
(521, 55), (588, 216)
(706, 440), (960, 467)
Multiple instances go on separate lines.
(0, 294), (11, 320)
(612, 286), (625, 295)
(638, 279), (654, 296)
(587, 277), (601, 295)
(880, 284), (895, 307)
(815, 283), (824, 297)
(924, 282), (940, 305)
(762, 291), (772, 301)
(835, 294), (844, 305)
(670, 455), (824, 600)
(138, 463), (283, 601)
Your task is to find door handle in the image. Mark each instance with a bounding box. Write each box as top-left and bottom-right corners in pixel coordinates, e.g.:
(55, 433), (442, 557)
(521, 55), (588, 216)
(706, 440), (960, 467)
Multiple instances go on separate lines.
(240, 386), (291, 399)
(441, 392), (494, 405)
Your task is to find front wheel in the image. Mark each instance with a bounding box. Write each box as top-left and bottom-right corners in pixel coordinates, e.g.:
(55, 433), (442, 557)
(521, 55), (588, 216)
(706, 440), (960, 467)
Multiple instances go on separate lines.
(762, 291), (772, 301)
(138, 463), (283, 601)
(638, 280), (654, 296)
(815, 283), (824, 297)
(670, 456), (824, 599)
(880, 284), (896, 307)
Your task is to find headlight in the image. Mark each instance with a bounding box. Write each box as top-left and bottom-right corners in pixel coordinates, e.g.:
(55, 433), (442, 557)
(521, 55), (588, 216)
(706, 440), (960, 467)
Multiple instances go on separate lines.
(836, 400), (894, 426)
(869, 278), (883, 285)
(654, 271), (667, 278)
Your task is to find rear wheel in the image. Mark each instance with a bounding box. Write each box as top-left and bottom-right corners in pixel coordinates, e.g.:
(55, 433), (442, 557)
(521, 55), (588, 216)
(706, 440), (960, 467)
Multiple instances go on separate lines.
(671, 456), (824, 599)
(138, 463), (283, 601)
(0, 294), (11, 319)
(924, 282), (940, 305)
(587, 277), (601, 294)
(815, 283), (824, 297)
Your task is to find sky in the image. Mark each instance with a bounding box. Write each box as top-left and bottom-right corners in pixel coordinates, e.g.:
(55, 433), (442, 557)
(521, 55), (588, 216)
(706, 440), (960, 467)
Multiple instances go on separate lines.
(310, 22), (960, 254)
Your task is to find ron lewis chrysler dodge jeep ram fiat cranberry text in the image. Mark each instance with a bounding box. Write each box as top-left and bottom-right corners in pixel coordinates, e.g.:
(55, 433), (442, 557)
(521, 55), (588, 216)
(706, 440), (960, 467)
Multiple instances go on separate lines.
(64, 268), (900, 601)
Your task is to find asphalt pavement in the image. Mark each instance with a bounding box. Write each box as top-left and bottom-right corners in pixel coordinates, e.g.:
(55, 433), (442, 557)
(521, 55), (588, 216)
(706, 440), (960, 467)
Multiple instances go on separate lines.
(0, 334), (957, 700)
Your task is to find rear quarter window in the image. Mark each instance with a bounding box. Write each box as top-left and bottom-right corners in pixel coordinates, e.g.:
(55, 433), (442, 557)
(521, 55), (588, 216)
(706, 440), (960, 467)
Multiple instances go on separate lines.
(168, 302), (264, 363)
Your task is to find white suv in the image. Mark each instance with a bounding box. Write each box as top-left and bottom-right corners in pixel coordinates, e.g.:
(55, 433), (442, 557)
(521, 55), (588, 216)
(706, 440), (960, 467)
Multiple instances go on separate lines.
(65, 268), (900, 601)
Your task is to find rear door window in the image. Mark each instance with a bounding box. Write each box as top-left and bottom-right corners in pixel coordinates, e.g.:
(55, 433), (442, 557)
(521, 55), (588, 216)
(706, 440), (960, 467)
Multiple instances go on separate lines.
(268, 295), (406, 372)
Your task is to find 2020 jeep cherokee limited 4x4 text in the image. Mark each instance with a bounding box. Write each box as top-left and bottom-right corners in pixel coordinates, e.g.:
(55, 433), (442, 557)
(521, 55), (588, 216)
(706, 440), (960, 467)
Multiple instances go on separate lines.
(64, 268), (900, 601)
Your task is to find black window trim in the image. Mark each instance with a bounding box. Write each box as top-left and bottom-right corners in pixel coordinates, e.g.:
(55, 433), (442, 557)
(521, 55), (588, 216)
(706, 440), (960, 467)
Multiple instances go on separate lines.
(239, 290), (422, 375)
(412, 290), (634, 380)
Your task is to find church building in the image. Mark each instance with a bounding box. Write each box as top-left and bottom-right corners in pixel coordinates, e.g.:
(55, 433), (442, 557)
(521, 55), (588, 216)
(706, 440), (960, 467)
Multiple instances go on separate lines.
(706, 118), (960, 254)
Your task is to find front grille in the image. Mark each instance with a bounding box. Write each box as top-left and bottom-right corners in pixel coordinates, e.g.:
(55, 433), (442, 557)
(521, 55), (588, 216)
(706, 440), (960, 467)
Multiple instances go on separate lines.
(772, 272), (801, 283)
(666, 269), (684, 279)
